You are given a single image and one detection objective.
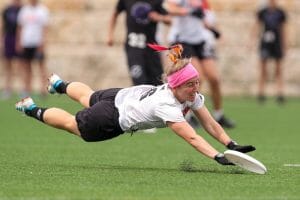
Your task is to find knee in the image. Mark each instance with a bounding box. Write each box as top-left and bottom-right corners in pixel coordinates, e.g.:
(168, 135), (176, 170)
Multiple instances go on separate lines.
(64, 118), (80, 135)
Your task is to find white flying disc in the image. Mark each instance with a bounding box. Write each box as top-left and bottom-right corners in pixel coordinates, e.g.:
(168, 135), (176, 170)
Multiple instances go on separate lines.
(224, 150), (267, 174)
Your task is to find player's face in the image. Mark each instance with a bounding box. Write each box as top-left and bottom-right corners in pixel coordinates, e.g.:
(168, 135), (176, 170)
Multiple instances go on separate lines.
(174, 77), (200, 102)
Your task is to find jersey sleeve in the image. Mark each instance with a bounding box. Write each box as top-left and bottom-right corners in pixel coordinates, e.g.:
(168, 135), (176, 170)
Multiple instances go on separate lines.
(154, 0), (168, 15)
(17, 8), (24, 25)
(116, 0), (125, 13)
(280, 9), (287, 23)
(257, 9), (264, 22)
(190, 93), (205, 110)
(155, 103), (186, 124)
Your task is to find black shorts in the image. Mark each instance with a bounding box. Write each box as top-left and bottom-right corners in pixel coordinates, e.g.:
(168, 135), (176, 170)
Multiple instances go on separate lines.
(180, 42), (216, 60)
(20, 47), (45, 61)
(75, 88), (124, 142)
(125, 45), (163, 86)
(259, 42), (283, 60)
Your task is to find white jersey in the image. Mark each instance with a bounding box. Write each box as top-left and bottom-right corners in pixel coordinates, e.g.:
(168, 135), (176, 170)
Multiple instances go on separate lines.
(167, 0), (207, 44)
(115, 84), (205, 132)
(17, 4), (49, 47)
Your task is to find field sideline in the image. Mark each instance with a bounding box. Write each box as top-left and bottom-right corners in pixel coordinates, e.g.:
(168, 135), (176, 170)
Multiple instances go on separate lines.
(0, 95), (299, 200)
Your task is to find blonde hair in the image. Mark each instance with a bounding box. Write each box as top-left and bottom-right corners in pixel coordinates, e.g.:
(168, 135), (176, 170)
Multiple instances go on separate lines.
(163, 44), (191, 83)
(147, 43), (192, 83)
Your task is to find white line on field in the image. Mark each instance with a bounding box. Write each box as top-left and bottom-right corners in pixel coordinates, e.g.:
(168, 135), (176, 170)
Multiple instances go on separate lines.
(284, 164), (300, 167)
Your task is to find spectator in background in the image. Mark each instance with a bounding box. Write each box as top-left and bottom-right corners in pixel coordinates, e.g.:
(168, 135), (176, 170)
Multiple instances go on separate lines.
(252, 0), (287, 104)
(16, 0), (49, 97)
(1, 0), (22, 99)
(107, 0), (170, 86)
(164, 0), (235, 128)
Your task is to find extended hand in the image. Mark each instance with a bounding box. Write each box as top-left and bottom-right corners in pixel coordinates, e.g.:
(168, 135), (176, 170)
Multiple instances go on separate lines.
(227, 141), (256, 153)
(214, 153), (234, 165)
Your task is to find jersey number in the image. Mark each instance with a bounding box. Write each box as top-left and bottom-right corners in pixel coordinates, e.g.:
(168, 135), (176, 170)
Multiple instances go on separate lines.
(128, 33), (146, 48)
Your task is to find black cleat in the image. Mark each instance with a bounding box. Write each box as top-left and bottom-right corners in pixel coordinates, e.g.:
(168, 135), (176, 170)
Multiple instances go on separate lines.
(217, 115), (235, 129)
(276, 95), (286, 105)
(257, 95), (266, 104)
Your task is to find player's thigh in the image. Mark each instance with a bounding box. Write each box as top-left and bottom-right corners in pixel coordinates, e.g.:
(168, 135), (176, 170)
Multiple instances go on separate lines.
(200, 58), (220, 82)
(76, 100), (123, 142)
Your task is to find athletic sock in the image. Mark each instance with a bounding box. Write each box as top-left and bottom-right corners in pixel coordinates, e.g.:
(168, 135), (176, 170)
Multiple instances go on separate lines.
(25, 107), (48, 122)
(55, 82), (70, 94)
(213, 109), (224, 121)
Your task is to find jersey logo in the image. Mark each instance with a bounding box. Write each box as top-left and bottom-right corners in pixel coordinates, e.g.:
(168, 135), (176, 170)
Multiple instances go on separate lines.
(139, 87), (158, 101)
(130, 2), (152, 25)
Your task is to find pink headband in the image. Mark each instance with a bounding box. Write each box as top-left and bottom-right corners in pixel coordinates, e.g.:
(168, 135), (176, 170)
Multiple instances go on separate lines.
(167, 63), (199, 88)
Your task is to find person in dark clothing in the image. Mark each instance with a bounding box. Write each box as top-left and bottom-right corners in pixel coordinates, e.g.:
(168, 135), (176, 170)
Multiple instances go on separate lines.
(1, 0), (22, 99)
(252, 0), (287, 104)
(107, 0), (170, 86)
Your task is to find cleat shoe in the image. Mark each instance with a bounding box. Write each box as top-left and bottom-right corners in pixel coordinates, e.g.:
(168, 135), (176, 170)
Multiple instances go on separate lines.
(276, 95), (286, 105)
(257, 95), (266, 104)
(47, 73), (63, 94)
(15, 97), (36, 113)
(217, 115), (235, 129)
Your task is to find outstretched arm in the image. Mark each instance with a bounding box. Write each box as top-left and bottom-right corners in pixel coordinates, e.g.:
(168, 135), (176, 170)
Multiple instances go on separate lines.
(193, 106), (232, 146)
(167, 121), (233, 165)
(194, 106), (256, 153)
(107, 11), (120, 46)
(167, 121), (219, 159)
(163, 1), (190, 16)
(148, 11), (171, 25)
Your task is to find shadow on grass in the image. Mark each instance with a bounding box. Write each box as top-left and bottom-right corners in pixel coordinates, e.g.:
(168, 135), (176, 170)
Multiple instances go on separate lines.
(52, 162), (249, 175)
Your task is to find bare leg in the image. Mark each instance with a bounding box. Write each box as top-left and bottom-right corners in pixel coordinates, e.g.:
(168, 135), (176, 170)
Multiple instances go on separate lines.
(258, 59), (268, 97)
(22, 60), (32, 94)
(191, 57), (204, 89)
(66, 82), (95, 108)
(274, 59), (284, 96)
(3, 58), (13, 93)
(38, 60), (48, 95)
(200, 58), (222, 111)
(194, 58), (234, 128)
(43, 107), (81, 137)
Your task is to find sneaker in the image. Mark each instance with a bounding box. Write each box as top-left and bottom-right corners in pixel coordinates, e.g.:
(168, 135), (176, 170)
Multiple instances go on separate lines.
(47, 73), (63, 94)
(217, 115), (235, 129)
(15, 97), (36, 113)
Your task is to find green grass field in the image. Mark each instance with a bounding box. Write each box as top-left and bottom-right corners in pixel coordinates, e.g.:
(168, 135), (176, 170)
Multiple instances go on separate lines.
(0, 95), (299, 200)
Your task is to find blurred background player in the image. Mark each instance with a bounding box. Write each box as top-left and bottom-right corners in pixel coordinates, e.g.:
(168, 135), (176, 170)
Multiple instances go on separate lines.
(16, 0), (49, 97)
(107, 0), (170, 86)
(0, 0), (22, 99)
(251, 0), (287, 104)
(164, 0), (235, 128)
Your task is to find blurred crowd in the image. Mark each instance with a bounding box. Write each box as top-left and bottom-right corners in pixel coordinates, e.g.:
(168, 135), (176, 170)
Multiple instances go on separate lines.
(1, 0), (48, 99)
